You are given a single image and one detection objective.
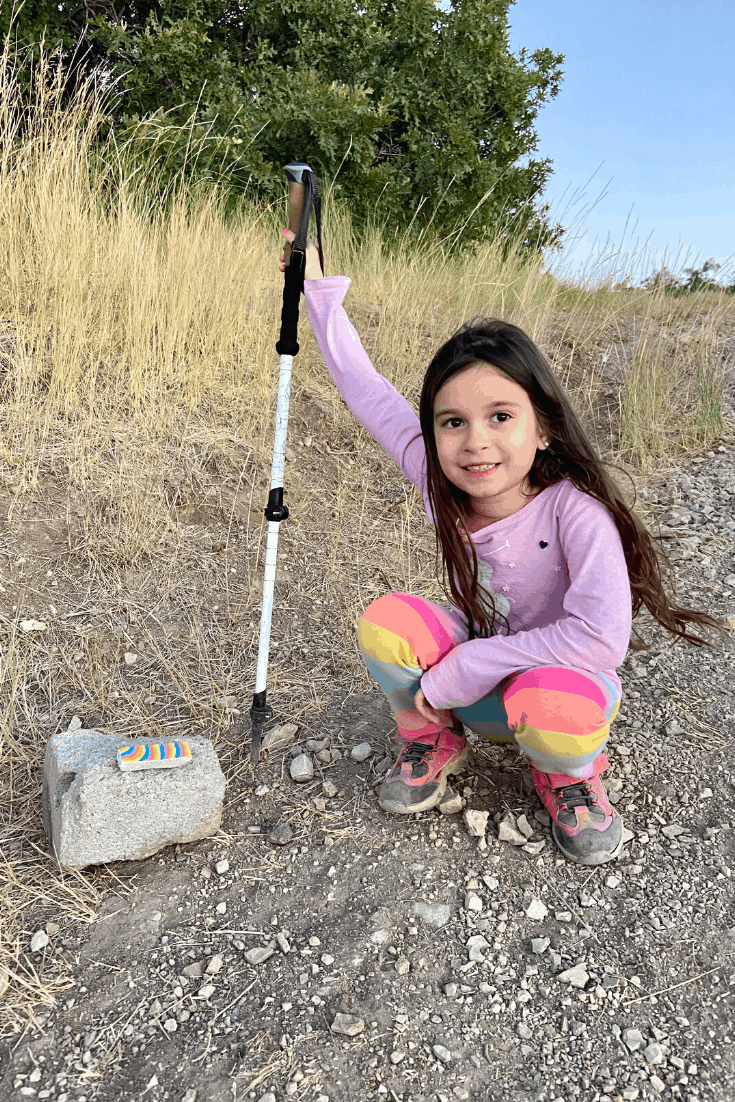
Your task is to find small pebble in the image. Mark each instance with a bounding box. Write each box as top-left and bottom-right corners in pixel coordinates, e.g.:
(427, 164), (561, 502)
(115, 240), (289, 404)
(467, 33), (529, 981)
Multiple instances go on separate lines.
(463, 809), (489, 837)
(268, 822), (294, 846)
(351, 742), (373, 762)
(438, 791), (463, 815)
(205, 953), (224, 975)
(331, 1012), (365, 1037)
(216, 902), (227, 915)
(262, 723), (299, 750)
(290, 754), (314, 783)
(464, 891), (483, 913)
(525, 898), (548, 921)
(30, 930), (49, 952)
(556, 965), (589, 989)
(498, 815), (526, 845)
(623, 1027), (645, 1052)
(215, 859), (229, 876)
(244, 945), (276, 965)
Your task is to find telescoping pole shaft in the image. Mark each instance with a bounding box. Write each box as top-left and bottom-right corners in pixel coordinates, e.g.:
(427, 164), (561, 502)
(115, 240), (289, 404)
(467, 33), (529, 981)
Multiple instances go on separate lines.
(249, 164), (316, 763)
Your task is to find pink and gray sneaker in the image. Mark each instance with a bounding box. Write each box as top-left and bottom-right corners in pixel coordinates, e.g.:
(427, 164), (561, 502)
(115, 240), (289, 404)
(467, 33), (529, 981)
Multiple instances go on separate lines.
(532, 753), (623, 865)
(378, 727), (468, 815)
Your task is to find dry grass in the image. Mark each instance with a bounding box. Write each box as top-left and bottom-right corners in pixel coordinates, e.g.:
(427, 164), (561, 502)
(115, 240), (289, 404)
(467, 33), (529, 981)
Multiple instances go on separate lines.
(0, 47), (733, 1035)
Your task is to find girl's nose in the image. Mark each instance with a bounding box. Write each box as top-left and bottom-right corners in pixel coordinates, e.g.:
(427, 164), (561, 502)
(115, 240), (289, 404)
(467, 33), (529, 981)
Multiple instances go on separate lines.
(465, 421), (492, 449)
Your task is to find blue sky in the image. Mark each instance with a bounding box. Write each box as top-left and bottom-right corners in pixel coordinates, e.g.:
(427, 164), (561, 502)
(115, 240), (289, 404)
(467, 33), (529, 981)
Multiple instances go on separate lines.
(507, 0), (735, 284)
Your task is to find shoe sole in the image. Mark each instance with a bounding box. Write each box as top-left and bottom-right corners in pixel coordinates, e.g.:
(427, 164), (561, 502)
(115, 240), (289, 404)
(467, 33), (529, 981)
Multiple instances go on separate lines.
(378, 745), (469, 816)
(551, 825), (624, 866)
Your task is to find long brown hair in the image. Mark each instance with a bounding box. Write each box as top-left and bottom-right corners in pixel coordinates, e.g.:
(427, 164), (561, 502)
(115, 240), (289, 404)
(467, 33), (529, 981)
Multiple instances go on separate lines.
(418, 317), (725, 648)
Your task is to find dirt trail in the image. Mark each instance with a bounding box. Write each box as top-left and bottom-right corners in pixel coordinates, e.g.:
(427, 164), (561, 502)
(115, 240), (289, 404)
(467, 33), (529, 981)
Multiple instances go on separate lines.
(2, 435), (735, 1102)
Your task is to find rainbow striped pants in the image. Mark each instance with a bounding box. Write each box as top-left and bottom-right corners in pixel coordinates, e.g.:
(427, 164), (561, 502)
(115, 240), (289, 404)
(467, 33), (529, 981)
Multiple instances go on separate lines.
(357, 593), (620, 779)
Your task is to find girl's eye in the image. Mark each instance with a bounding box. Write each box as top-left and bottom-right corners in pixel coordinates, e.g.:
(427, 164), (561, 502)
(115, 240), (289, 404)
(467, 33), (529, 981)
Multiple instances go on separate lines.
(442, 417), (464, 429)
(492, 412), (511, 423)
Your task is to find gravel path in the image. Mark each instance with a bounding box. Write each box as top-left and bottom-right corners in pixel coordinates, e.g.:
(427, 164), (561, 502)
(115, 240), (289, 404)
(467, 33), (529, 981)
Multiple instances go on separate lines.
(2, 436), (734, 1102)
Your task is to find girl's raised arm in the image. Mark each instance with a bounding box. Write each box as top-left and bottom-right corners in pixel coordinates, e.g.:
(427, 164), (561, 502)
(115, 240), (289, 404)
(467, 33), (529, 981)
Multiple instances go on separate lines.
(304, 277), (426, 490)
(279, 232), (426, 490)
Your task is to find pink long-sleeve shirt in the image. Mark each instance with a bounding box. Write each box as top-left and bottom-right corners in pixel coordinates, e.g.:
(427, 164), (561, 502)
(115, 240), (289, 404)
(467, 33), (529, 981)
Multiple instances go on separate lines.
(305, 276), (632, 709)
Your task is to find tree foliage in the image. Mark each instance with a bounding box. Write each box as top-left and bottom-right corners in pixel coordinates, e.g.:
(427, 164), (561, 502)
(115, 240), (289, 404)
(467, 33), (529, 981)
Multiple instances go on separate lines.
(642, 259), (734, 295)
(2, 0), (564, 243)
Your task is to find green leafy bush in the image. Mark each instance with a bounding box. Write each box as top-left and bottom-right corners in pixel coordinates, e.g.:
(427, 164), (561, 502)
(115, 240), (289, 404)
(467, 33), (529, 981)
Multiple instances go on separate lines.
(3, 0), (563, 245)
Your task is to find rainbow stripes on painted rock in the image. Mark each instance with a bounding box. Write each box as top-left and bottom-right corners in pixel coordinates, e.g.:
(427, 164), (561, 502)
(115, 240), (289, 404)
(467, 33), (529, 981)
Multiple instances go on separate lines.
(117, 741), (192, 772)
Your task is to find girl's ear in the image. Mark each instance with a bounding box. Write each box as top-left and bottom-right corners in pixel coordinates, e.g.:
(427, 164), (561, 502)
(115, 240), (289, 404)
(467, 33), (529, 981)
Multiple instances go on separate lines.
(535, 418), (552, 450)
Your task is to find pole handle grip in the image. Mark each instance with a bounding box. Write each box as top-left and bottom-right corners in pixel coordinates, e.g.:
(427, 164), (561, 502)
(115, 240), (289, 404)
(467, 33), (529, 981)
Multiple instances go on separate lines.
(283, 181), (306, 267)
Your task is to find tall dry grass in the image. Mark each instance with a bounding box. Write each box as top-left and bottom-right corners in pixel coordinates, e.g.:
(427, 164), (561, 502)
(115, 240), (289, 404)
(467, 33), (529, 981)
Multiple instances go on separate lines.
(0, 45), (733, 1035)
(0, 48), (731, 506)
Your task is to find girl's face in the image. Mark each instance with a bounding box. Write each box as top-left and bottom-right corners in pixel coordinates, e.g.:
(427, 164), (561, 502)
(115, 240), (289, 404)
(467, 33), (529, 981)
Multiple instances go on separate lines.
(433, 362), (546, 523)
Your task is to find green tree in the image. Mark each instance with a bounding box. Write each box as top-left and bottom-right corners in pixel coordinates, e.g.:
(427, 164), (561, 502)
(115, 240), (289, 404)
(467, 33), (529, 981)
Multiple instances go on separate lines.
(2, 0), (564, 244)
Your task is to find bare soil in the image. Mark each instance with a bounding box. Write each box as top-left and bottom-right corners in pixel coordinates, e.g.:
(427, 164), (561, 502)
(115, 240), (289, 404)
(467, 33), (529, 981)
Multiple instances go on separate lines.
(1, 419), (735, 1102)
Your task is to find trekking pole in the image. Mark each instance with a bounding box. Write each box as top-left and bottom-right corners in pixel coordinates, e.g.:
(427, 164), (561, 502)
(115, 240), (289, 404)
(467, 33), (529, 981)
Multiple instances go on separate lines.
(249, 163), (324, 764)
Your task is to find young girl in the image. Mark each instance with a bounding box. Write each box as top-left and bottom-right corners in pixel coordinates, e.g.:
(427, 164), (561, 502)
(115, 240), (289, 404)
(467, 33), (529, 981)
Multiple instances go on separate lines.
(280, 231), (722, 867)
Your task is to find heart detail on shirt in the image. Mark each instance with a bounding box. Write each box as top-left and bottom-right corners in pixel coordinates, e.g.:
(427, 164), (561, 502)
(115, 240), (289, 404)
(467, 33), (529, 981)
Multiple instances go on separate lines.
(539, 540), (548, 548)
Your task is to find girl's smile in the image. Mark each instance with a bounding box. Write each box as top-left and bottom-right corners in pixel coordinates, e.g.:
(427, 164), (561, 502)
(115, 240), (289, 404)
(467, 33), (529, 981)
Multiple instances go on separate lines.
(434, 363), (547, 525)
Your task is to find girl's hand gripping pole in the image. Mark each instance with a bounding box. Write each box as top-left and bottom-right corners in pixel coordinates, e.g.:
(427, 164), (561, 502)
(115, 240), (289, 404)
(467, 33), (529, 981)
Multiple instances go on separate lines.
(249, 164), (323, 764)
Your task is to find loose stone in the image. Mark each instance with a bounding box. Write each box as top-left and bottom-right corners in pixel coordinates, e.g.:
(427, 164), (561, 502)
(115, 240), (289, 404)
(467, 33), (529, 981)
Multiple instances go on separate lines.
(331, 1013), (365, 1037)
(525, 898), (548, 921)
(262, 722), (299, 751)
(622, 1028), (645, 1052)
(464, 891), (483, 913)
(290, 754), (314, 782)
(268, 822), (294, 846)
(463, 809), (489, 837)
(556, 965), (589, 988)
(244, 945), (276, 965)
(498, 815), (526, 845)
(438, 791), (463, 815)
(30, 930), (49, 952)
(351, 742), (373, 762)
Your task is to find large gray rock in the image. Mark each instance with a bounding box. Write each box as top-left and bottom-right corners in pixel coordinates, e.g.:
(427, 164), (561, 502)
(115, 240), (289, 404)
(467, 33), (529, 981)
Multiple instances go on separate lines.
(42, 730), (226, 869)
